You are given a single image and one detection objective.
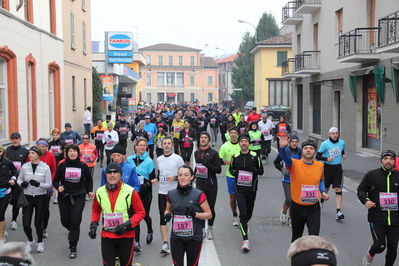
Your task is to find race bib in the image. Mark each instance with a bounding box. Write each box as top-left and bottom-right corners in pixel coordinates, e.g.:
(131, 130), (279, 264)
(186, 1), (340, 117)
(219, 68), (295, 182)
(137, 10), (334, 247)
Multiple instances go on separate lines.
(210, 118), (216, 124)
(65, 139), (73, 144)
(82, 154), (91, 163)
(280, 127), (286, 133)
(12, 161), (21, 170)
(50, 145), (60, 154)
(173, 215), (193, 237)
(198, 121), (204, 127)
(120, 127), (128, 135)
(104, 212), (123, 230)
(253, 138), (261, 146)
(106, 140), (113, 147)
(138, 175), (144, 185)
(195, 163), (208, 178)
(237, 170), (253, 187)
(174, 126), (181, 133)
(96, 133), (104, 139)
(380, 192), (398, 211)
(328, 147), (341, 157)
(262, 129), (270, 136)
(159, 171), (171, 182)
(148, 132), (153, 139)
(300, 185), (318, 203)
(240, 127), (245, 134)
(65, 167), (82, 183)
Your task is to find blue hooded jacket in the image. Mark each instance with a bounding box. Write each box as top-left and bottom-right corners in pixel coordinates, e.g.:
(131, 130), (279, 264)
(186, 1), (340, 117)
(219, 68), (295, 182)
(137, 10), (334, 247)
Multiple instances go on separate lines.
(100, 161), (140, 192)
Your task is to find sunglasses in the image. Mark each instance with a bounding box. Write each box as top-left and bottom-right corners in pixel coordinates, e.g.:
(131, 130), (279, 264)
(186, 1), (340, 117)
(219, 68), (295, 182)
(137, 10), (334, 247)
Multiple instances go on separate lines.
(82, 137), (90, 139)
(107, 170), (120, 174)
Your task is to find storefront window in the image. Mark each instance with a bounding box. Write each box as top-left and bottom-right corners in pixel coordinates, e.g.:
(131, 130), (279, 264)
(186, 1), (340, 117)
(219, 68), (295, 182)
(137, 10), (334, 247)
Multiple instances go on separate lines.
(0, 59), (7, 140)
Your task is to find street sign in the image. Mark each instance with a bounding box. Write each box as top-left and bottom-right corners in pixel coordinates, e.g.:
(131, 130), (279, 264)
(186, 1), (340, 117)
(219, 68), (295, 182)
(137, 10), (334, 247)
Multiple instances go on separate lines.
(222, 88), (226, 93)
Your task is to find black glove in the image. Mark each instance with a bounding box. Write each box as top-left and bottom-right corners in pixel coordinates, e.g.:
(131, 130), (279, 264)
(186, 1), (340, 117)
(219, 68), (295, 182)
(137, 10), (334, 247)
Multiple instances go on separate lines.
(21, 181), (29, 188)
(88, 221), (99, 239)
(202, 160), (210, 168)
(186, 207), (196, 218)
(108, 135), (111, 138)
(113, 220), (132, 236)
(164, 213), (172, 223)
(29, 179), (40, 187)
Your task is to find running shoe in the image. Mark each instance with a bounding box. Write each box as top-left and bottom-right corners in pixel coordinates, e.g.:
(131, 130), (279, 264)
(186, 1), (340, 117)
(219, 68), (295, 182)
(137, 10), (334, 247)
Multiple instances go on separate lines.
(207, 228), (214, 240)
(0, 238), (6, 244)
(146, 232), (153, 244)
(37, 242), (45, 253)
(86, 195), (90, 201)
(3, 231), (7, 237)
(160, 243), (170, 254)
(287, 218), (292, 227)
(232, 216), (240, 226)
(134, 242), (142, 252)
(363, 247), (374, 266)
(70, 247), (77, 259)
(10, 221), (18, 230)
(53, 197), (58, 204)
(266, 155), (270, 162)
(262, 158), (266, 165)
(43, 229), (49, 238)
(336, 211), (345, 221)
(202, 228), (206, 239)
(241, 240), (250, 252)
(280, 210), (287, 224)
(25, 239), (36, 253)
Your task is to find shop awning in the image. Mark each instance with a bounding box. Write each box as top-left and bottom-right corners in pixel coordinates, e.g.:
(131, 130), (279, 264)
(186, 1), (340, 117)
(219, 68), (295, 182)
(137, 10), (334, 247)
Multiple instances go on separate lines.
(167, 93), (176, 97)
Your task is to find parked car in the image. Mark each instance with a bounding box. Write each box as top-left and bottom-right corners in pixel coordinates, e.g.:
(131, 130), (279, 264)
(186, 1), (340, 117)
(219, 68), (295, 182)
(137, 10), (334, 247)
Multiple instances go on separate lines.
(260, 105), (288, 120)
(244, 101), (254, 110)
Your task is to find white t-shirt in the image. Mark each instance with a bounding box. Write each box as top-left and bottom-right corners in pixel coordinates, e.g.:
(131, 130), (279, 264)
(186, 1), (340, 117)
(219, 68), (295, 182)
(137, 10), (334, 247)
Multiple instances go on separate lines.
(257, 119), (275, 141)
(156, 153), (185, 195)
(83, 110), (91, 124)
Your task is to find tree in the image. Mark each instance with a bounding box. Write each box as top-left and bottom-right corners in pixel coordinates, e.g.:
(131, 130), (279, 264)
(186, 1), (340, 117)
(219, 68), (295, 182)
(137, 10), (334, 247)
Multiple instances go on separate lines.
(92, 67), (103, 121)
(256, 12), (280, 42)
(231, 32), (255, 102)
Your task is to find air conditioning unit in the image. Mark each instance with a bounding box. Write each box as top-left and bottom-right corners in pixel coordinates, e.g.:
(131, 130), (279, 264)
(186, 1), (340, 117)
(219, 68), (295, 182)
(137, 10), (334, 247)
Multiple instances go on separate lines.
(122, 87), (128, 93)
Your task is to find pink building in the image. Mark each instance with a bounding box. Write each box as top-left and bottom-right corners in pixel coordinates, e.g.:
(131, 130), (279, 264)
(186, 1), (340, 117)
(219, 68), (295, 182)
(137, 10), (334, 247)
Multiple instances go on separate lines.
(215, 54), (237, 101)
(139, 43), (219, 105)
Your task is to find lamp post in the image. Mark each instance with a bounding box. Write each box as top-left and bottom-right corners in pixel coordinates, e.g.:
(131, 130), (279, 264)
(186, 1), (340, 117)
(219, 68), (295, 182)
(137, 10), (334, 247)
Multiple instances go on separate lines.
(238, 19), (257, 44)
(215, 47), (228, 101)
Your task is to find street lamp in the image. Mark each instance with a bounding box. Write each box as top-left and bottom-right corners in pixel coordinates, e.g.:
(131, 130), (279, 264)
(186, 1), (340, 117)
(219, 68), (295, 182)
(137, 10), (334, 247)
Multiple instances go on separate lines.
(215, 47), (228, 101)
(238, 19), (257, 44)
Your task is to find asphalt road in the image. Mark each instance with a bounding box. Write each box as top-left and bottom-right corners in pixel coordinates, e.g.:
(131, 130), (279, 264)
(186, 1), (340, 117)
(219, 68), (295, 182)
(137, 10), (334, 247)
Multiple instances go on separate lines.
(4, 139), (398, 266)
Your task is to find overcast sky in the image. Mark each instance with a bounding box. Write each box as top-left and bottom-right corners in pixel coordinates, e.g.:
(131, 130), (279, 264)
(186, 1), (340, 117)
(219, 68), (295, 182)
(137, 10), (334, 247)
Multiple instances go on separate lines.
(91, 0), (283, 58)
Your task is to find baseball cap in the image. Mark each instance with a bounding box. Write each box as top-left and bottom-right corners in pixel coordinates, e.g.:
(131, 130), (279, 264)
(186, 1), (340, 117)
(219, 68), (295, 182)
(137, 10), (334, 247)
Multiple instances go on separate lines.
(329, 127), (339, 134)
(10, 132), (21, 139)
(144, 116), (150, 119)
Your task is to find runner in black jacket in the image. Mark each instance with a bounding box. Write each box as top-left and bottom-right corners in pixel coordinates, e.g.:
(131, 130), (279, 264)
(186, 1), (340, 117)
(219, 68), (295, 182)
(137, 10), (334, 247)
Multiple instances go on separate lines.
(357, 150), (399, 266)
(194, 132), (222, 240)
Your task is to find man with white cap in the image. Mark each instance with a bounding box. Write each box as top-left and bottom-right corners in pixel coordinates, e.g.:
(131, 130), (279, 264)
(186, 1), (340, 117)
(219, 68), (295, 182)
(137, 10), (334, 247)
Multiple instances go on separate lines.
(316, 127), (346, 221)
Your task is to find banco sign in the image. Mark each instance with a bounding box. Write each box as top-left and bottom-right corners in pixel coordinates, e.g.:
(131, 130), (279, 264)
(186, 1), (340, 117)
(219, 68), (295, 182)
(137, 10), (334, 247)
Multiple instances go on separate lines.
(107, 32), (133, 51)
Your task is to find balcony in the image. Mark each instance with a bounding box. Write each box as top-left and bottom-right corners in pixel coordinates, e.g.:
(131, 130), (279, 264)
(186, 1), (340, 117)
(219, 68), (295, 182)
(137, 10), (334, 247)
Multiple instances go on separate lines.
(377, 10), (399, 53)
(295, 0), (321, 14)
(294, 51), (321, 75)
(281, 58), (303, 78)
(282, 1), (303, 25)
(338, 28), (381, 63)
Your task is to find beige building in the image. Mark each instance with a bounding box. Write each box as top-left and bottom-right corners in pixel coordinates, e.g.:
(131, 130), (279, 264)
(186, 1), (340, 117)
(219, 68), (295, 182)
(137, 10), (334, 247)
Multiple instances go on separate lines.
(0, 0), (64, 143)
(215, 54), (237, 102)
(62, 0), (92, 132)
(139, 43), (219, 105)
(281, 0), (399, 153)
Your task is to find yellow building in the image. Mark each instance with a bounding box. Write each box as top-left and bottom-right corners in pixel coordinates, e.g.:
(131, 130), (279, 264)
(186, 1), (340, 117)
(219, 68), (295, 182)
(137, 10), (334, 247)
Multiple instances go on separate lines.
(250, 33), (292, 109)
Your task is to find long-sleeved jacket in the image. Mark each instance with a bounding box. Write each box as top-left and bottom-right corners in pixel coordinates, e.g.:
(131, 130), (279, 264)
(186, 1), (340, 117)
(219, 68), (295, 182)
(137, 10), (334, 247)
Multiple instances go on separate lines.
(274, 146), (302, 183)
(102, 130), (119, 150)
(53, 159), (93, 196)
(114, 120), (131, 140)
(130, 130), (149, 142)
(143, 123), (158, 145)
(194, 146), (222, 187)
(358, 167), (399, 226)
(230, 151), (264, 192)
(17, 161), (52, 196)
(100, 161), (140, 192)
(6, 145), (29, 173)
(126, 152), (156, 194)
(61, 130), (82, 144)
(209, 115), (220, 129)
(49, 138), (66, 164)
(0, 158), (18, 189)
(27, 151), (57, 180)
(179, 128), (196, 148)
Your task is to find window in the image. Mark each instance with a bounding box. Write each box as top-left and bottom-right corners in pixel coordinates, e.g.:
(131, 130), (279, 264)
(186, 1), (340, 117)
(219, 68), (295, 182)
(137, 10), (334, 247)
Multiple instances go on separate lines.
(70, 13), (76, 49)
(208, 93), (213, 102)
(277, 51), (288, 66)
(82, 0), (86, 11)
(24, 0), (33, 23)
(0, 59), (6, 140)
(208, 76), (213, 85)
(147, 93), (151, 102)
(146, 55), (151, 65)
(336, 8), (343, 35)
(157, 72), (164, 84)
(176, 73), (183, 85)
(178, 56), (183, 66)
(146, 75), (151, 84)
(268, 80), (291, 106)
(297, 34), (301, 53)
(190, 93), (195, 102)
(190, 76), (195, 85)
(166, 73), (175, 84)
(49, 0), (56, 34)
(82, 21), (87, 54)
(312, 84), (321, 134)
(169, 55), (173, 66)
(158, 55), (163, 66)
(313, 23), (318, 51)
(83, 78), (87, 108)
(297, 85), (303, 130)
(190, 56), (195, 66)
(26, 56), (37, 142)
(72, 76), (76, 110)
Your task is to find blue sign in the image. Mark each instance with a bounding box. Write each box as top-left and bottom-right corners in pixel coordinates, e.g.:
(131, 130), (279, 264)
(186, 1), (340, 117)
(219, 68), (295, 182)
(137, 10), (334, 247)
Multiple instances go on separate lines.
(108, 51), (133, 57)
(108, 57), (133, 63)
(123, 65), (140, 81)
(109, 34), (132, 49)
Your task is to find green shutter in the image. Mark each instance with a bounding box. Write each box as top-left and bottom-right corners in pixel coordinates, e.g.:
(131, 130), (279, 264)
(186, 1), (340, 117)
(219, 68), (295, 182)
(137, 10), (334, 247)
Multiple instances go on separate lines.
(373, 65), (385, 103)
(348, 76), (357, 102)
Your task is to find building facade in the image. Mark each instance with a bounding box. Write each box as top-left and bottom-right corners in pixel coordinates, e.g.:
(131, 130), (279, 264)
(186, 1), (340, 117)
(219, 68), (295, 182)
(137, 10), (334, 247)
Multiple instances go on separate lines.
(250, 33), (292, 110)
(0, 0), (64, 143)
(63, 0), (92, 132)
(139, 43), (219, 105)
(281, 0), (399, 153)
(215, 54), (237, 102)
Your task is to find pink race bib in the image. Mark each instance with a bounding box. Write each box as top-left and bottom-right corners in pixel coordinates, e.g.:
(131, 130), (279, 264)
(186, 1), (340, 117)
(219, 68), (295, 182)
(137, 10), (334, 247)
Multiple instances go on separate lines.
(195, 163), (208, 178)
(104, 212), (123, 230)
(301, 185), (318, 203)
(65, 139), (73, 144)
(173, 215), (193, 236)
(380, 192), (398, 211)
(65, 167), (82, 183)
(237, 170), (252, 187)
(12, 161), (21, 170)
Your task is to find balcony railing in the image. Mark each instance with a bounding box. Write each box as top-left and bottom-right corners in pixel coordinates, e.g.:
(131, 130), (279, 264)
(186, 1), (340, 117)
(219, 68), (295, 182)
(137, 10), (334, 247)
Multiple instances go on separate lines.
(378, 10), (399, 47)
(338, 28), (379, 58)
(282, 1), (303, 24)
(282, 58), (296, 76)
(296, 0), (322, 13)
(294, 51), (320, 73)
